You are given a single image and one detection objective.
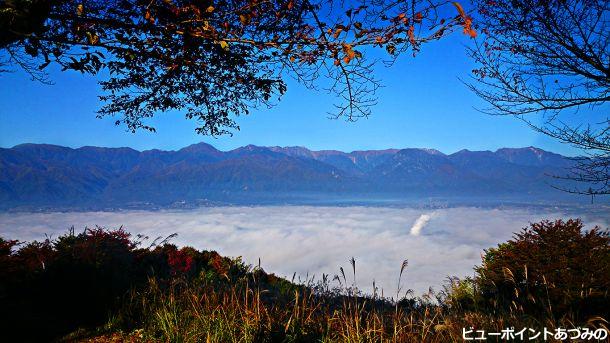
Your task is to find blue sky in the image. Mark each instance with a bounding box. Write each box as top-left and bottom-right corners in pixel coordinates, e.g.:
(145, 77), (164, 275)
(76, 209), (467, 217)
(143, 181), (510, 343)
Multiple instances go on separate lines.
(0, 31), (589, 155)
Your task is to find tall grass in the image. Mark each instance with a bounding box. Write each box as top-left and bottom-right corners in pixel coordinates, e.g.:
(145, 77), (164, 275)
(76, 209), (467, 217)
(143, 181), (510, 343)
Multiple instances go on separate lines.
(97, 259), (606, 343)
(108, 261), (463, 342)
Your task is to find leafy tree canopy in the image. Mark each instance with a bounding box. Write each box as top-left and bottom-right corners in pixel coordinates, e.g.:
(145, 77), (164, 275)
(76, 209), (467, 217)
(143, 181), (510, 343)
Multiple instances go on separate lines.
(1, 0), (475, 135)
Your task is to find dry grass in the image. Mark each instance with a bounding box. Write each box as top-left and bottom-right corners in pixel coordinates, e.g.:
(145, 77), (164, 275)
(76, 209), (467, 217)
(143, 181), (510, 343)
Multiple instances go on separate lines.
(76, 260), (607, 343)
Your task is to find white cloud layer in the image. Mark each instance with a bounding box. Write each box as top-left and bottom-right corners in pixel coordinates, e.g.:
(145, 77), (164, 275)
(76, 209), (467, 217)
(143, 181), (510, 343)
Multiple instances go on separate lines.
(0, 206), (607, 295)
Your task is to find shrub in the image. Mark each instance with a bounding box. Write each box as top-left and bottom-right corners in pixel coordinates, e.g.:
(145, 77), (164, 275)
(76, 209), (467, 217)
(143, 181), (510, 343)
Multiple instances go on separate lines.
(0, 227), (238, 342)
(474, 219), (610, 323)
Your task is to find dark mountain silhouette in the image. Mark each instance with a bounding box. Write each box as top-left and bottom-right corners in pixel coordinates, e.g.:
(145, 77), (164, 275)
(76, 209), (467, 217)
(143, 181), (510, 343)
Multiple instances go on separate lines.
(0, 143), (585, 210)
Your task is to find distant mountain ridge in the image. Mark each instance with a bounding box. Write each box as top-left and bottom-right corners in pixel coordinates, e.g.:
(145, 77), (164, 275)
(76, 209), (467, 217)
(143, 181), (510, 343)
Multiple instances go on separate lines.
(0, 143), (584, 209)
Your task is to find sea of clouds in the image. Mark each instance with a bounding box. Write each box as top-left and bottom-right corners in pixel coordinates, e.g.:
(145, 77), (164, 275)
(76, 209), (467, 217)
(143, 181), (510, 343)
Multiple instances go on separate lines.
(0, 206), (607, 295)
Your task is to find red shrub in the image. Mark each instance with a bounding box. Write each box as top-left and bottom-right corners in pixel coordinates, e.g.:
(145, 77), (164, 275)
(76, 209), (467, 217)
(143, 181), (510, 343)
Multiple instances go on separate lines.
(167, 248), (195, 276)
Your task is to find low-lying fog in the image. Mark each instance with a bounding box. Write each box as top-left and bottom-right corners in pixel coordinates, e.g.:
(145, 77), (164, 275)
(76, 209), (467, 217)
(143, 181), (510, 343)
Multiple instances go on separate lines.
(1, 206), (607, 295)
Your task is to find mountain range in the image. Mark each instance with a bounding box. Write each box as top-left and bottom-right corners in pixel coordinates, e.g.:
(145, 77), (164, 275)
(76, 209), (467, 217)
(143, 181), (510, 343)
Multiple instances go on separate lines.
(0, 142), (586, 210)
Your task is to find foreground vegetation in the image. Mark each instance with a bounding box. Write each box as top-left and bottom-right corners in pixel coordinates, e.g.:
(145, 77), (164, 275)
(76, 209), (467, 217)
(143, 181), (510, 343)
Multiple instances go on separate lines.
(0, 219), (608, 342)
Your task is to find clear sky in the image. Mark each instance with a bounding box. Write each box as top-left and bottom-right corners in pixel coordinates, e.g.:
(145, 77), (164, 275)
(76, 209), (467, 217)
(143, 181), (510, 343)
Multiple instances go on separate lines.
(0, 31), (591, 155)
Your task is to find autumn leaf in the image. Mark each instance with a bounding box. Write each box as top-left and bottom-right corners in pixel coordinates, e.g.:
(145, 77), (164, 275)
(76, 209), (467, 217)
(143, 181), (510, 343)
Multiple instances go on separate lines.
(342, 43), (356, 63)
(465, 26), (477, 38)
(414, 12), (423, 23)
(453, 2), (465, 16)
(453, 2), (477, 38)
(144, 10), (155, 23)
(408, 25), (416, 46)
(206, 6), (215, 13)
(76, 4), (84, 16)
(346, 49), (355, 60)
(333, 28), (343, 39)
